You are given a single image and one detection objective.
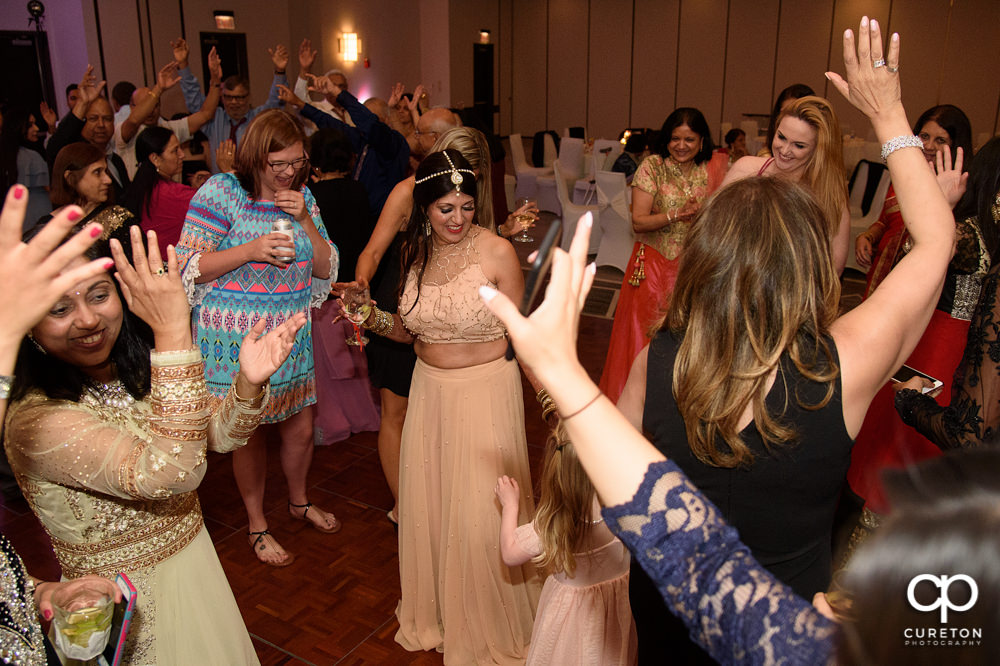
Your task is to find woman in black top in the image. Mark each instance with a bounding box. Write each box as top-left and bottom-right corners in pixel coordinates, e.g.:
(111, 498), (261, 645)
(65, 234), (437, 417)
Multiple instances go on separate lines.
(616, 54), (964, 655)
(307, 128), (380, 445)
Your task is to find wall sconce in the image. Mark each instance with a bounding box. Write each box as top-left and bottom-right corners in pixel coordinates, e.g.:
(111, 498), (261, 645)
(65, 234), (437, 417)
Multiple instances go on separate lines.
(479, 29), (491, 44)
(620, 129), (631, 146)
(214, 10), (235, 30)
(339, 33), (360, 62)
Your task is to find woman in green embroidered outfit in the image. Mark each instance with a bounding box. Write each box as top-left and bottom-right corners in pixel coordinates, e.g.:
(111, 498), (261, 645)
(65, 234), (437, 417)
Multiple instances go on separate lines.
(598, 108), (727, 404)
(4, 224), (304, 664)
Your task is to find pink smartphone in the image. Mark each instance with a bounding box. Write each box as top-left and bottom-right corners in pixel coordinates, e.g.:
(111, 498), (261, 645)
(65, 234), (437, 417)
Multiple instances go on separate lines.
(97, 573), (137, 666)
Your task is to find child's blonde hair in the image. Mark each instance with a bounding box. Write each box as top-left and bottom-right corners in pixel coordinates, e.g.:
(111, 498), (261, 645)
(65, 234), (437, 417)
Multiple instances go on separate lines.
(534, 422), (597, 577)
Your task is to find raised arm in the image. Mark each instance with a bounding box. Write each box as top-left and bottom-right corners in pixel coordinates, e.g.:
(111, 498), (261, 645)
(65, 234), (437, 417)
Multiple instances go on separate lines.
(261, 44), (290, 111)
(119, 62), (181, 144)
(832, 203), (850, 275)
(827, 18), (955, 437)
(47, 66), (103, 163)
(494, 476), (537, 567)
(294, 38), (317, 104)
(173, 38), (207, 113)
(185, 47), (223, 134)
(355, 177), (415, 283)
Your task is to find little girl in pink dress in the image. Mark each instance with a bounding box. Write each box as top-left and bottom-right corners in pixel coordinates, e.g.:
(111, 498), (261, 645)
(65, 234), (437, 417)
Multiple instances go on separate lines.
(496, 426), (637, 665)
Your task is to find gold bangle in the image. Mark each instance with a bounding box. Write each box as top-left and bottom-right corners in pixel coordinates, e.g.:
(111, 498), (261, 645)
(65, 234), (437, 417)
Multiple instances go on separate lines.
(233, 380), (267, 406)
(558, 390), (603, 421)
(362, 307), (395, 337)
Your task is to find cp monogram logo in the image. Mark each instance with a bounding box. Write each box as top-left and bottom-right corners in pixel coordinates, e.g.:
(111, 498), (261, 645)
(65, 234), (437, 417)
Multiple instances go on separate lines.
(907, 574), (978, 623)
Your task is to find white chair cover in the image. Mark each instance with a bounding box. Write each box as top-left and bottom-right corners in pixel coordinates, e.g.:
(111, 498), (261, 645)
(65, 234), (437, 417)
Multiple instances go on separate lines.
(846, 166), (892, 273)
(554, 161), (603, 254)
(509, 133), (553, 201)
(537, 137), (586, 215)
(594, 170), (634, 273)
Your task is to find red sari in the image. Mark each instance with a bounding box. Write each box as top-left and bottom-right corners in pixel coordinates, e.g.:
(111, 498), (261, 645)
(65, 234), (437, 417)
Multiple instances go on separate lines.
(599, 152), (726, 403)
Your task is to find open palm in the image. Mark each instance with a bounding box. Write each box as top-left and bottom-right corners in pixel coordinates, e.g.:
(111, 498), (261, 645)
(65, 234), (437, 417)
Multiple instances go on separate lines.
(238, 313), (307, 385)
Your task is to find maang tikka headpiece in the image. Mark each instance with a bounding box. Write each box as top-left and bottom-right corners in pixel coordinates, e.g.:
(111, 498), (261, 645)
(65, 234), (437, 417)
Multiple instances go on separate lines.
(414, 152), (476, 193)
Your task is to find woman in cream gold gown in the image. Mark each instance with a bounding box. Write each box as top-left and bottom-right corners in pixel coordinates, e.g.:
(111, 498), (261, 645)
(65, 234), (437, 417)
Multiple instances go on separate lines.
(5, 225), (304, 664)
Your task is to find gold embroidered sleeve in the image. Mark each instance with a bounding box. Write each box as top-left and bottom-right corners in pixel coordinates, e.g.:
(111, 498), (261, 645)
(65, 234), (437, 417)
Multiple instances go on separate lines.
(3, 349), (211, 501)
(207, 381), (270, 453)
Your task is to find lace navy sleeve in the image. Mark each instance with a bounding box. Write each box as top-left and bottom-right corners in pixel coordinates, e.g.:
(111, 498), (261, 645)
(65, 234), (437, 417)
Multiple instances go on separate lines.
(896, 261), (1000, 449)
(602, 460), (836, 665)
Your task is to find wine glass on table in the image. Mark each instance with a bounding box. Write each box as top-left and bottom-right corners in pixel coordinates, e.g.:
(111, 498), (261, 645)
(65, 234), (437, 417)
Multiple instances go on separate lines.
(342, 283), (371, 347)
(512, 197), (537, 243)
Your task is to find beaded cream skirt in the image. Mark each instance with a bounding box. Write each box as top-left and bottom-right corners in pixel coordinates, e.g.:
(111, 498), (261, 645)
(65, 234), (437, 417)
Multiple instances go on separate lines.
(395, 357), (541, 665)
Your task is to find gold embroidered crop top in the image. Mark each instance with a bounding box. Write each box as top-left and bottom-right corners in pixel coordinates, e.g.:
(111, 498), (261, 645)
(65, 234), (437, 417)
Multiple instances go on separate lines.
(399, 225), (507, 344)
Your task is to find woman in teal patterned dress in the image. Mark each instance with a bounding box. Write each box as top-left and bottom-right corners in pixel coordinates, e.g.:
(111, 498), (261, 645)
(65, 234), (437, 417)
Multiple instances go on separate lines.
(177, 109), (339, 567)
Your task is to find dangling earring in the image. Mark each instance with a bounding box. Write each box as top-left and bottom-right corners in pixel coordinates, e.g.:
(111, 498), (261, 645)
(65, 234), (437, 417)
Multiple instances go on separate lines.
(424, 216), (431, 236)
(27, 333), (46, 355)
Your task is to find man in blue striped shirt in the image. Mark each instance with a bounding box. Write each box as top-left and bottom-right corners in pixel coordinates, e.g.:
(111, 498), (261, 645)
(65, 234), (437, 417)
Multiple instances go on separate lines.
(172, 37), (289, 172)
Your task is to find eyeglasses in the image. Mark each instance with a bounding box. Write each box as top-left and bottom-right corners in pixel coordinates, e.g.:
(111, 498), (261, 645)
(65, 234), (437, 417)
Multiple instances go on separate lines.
(223, 93), (249, 102)
(267, 157), (310, 173)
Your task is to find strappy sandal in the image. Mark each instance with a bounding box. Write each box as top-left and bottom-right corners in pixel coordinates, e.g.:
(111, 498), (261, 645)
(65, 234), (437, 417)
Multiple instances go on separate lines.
(288, 501), (342, 534)
(248, 529), (295, 567)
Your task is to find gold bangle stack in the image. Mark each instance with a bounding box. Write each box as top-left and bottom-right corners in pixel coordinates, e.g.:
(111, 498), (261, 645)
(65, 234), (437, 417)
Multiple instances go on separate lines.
(363, 307), (395, 337)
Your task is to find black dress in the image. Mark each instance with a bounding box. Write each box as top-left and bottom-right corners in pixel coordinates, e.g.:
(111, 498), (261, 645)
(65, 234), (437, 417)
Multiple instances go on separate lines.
(632, 330), (853, 664)
(308, 177), (374, 281)
(366, 232), (418, 397)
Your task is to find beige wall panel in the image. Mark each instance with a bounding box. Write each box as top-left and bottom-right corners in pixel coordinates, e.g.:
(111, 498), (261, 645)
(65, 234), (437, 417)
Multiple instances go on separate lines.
(510, 0), (548, 134)
(720, 0), (780, 142)
(826, 0), (890, 140)
(937, 0), (1000, 137)
(145, 1), (186, 119)
(587, 0), (633, 140)
(675, 0), (727, 129)
(883, 0), (952, 133)
(96, 0), (145, 98)
(546, 0), (589, 133)
(420, 0), (452, 106)
(772, 0), (835, 125)
(630, 0), (679, 130)
(497, 0), (514, 135)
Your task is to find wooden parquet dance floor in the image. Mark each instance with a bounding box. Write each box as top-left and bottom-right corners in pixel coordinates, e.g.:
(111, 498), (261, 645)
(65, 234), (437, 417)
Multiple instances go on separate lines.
(0, 210), (864, 663)
(0, 212), (616, 665)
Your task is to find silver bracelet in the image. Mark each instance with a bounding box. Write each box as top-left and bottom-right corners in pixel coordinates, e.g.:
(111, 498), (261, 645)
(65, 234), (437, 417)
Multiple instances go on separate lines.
(881, 135), (924, 162)
(0, 374), (13, 400)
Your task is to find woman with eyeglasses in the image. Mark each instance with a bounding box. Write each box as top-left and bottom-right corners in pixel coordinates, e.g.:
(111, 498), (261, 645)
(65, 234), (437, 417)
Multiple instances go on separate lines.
(176, 109), (338, 567)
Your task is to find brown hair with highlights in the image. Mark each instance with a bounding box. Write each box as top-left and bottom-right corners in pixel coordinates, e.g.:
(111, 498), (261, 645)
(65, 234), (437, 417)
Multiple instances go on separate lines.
(664, 177), (841, 467)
